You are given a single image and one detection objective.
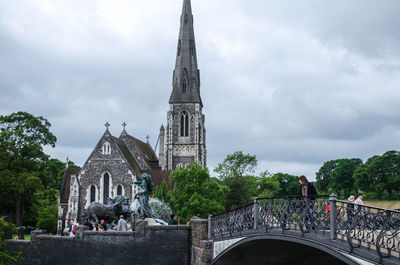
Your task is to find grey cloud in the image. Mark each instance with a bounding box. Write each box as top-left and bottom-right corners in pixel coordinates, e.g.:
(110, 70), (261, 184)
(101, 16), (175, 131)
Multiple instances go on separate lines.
(1, 0), (400, 179)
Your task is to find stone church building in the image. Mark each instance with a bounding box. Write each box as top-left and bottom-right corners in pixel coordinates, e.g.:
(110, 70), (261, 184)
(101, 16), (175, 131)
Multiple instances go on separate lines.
(58, 0), (206, 234)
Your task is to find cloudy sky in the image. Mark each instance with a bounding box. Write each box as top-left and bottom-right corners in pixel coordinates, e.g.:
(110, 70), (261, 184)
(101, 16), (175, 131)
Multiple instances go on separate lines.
(1, 0), (399, 180)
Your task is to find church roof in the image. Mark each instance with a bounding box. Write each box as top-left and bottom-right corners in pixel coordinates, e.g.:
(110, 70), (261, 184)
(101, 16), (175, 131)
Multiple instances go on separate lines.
(59, 167), (81, 203)
(112, 136), (142, 174)
(128, 135), (160, 170)
(142, 169), (172, 187)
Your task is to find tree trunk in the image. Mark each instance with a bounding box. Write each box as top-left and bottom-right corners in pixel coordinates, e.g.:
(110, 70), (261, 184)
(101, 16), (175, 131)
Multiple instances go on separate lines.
(16, 194), (24, 240)
(388, 190), (392, 201)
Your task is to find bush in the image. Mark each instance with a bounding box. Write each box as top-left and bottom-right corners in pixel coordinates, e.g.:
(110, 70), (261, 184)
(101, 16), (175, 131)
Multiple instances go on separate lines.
(0, 218), (21, 265)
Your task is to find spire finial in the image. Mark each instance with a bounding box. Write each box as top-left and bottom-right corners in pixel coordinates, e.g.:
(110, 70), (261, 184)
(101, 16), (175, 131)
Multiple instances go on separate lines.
(105, 122), (110, 129)
(122, 122), (127, 130)
(146, 135), (150, 143)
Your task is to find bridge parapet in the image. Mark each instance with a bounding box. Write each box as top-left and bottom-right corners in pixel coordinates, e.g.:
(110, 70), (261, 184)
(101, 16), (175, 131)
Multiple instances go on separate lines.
(209, 194), (400, 265)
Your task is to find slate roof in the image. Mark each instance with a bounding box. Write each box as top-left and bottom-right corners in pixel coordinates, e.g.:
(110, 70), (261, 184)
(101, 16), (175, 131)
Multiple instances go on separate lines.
(59, 167), (81, 203)
(112, 136), (142, 174)
(129, 135), (160, 170)
(142, 169), (172, 187)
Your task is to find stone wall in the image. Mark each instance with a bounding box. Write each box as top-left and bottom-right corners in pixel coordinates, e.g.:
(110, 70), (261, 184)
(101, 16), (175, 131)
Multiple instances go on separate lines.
(190, 217), (212, 265)
(5, 222), (190, 265)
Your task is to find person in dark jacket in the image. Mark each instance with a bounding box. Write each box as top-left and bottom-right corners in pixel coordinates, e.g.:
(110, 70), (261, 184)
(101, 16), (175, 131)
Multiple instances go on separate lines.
(298, 175), (318, 230)
(83, 218), (93, 230)
(298, 175), (318, 200)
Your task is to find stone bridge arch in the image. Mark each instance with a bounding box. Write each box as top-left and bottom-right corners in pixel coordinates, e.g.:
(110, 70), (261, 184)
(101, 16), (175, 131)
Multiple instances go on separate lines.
(213, 235), (362, 265)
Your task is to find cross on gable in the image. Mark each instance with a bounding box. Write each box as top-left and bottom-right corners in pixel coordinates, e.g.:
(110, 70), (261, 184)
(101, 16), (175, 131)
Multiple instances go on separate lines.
(146, 135), (150, 142)
(105, 122), (110, 129)
(122, 122), (127, 130)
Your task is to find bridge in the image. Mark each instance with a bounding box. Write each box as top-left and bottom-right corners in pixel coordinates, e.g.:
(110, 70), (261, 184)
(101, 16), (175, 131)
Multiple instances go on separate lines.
(205, 195), (400, 265)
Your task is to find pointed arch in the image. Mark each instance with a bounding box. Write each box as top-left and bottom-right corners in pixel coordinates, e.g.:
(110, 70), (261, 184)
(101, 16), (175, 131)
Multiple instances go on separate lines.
(182, 68), (189, 93)
(180, 111), (189, 137)
(100, 172), (113, 205)
(90, 185), (96, 203)
(103, 173), (109, 203)
(117, 185), (122, 196)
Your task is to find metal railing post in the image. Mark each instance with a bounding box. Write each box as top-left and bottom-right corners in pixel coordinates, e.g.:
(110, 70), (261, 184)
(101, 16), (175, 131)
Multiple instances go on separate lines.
(253, 199), (259, 230)
(329, 194), (337, 240)
(208, 215), (212, 240)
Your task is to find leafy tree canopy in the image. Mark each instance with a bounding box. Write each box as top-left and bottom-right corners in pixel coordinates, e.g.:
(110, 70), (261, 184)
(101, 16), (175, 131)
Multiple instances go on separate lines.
(168, 163), (227, 222)
(214, 151), (257, 180)
(215, 151), (258, 209)
(0, 112), (56, 230)
(272, 172), (299, 196)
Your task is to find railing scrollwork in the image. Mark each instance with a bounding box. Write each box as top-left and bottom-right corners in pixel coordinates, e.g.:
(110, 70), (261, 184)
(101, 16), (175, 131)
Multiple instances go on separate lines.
(210, 195), (400, 263)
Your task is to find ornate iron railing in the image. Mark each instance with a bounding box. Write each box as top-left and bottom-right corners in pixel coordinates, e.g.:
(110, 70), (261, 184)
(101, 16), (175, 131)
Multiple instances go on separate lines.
(335, 200), (400, 262)
(257, 195), (330, 233)
(209, 195), (400, 263)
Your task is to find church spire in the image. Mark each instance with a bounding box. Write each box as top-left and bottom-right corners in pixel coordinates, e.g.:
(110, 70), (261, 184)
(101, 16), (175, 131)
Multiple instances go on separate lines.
(169, 0), (202, 106)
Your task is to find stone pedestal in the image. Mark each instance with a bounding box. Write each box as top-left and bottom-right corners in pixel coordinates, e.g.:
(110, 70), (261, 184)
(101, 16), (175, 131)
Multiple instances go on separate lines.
(135, 220), (147, 237)
(76, 225), (88, 239)
(190, 217), (212, 265)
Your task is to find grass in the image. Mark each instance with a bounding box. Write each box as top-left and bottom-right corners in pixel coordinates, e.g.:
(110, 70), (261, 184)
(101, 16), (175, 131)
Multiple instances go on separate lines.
(12, 234), (31, 240)
(364, 200), (400, 210)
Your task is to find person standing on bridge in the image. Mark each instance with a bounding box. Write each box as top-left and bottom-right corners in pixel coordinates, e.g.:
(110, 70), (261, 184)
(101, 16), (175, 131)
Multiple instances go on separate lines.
(347, 195), (355, 228)
(354, 194), (365, 206)
(298, 175), (318, 230)
(298, 175), (318, 200)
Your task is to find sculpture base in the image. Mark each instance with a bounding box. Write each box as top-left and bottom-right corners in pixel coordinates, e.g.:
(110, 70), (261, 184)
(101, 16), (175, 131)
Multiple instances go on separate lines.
(144, 218), (161, 226)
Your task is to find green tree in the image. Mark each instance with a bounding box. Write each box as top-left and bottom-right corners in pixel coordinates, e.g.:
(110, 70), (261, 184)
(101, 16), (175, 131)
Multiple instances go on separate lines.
(354, 151), (400, 200)
(331, 158), (362, 199)
(316, 160), (339, 194)
(257, 171), (280, 198)
(353, 157), (376, 197)
(38, 158), (78, 191)
(381, 151), (400, 200)
(168, 163), (227, 222)
(214, 151), (258, 209)
(221, 175), (258, 209)
(0, 218), (21, 264)
(214, 151), (257, 179)
(35, 190), (58, 234)
(0, 112), (56, 234)
(152, 179), (170, 203)
(273, 173), (299, 196)
(316, 158), (362, 198)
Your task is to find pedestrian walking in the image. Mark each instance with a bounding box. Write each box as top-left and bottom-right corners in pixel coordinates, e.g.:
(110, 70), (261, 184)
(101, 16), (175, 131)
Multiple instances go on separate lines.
(117, 215), (128, 231)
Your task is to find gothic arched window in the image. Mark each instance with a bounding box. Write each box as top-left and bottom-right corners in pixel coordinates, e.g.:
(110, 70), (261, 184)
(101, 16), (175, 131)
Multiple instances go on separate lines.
(103, 173), (109, 204)
(102, 142), (111, 155)
(180, 112), (189, 137)
(117, 185), (122, 196)
(182, 79), (187, 93)
(90, 185), (96, 203)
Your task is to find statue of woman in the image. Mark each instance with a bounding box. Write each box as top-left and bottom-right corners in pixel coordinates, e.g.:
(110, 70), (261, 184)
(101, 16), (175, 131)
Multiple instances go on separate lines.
(133, 173), (155, 219)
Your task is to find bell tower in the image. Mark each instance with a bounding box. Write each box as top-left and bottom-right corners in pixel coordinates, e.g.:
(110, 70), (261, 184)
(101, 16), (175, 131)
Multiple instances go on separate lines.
(163, 0), (206, 170)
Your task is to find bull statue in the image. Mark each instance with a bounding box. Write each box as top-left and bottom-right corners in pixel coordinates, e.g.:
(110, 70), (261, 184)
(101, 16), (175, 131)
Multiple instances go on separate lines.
(86, 195), (131, 224)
